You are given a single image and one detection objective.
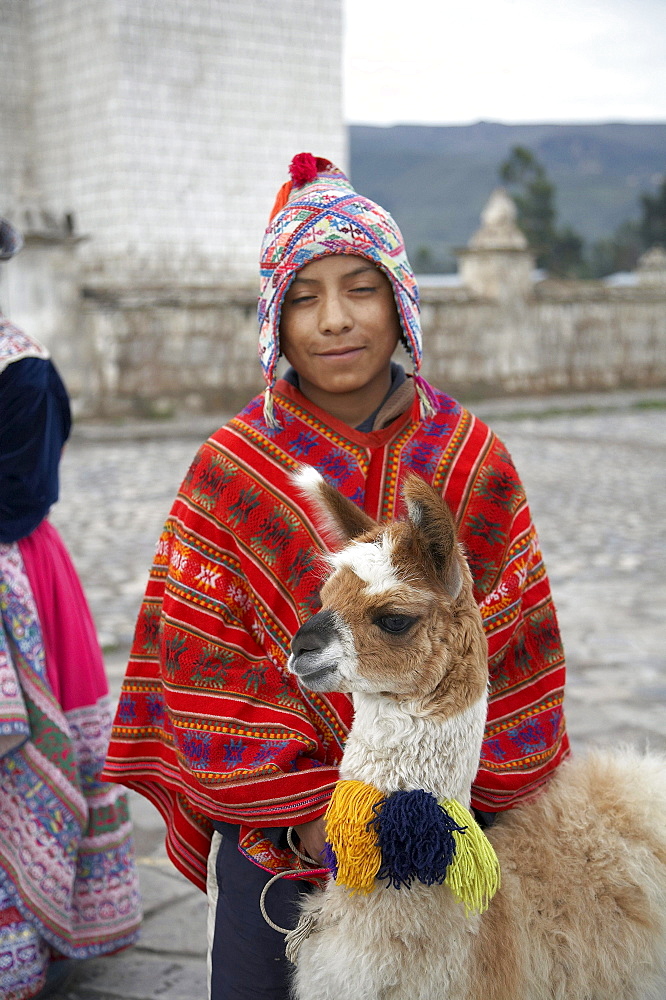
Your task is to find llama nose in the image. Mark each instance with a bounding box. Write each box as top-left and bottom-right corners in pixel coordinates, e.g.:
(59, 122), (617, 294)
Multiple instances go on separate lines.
(291, 610), (336, 657)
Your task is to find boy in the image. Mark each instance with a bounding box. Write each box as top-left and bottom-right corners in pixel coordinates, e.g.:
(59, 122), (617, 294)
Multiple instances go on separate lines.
(104, 154), (569, 999)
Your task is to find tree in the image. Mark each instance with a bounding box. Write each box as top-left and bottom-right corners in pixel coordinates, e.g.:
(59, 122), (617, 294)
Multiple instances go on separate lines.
(413, 245), (435, 274)
(499, 146), (556, 260)
(499, 146), (585, 277)
(640, 178), (666, 249)
(412, 244), (456, 275)
(500, 149), (665, 279)
(587, 178), (665, 278)
(588, 220), (642, 278)
(549, 226), (586, 277)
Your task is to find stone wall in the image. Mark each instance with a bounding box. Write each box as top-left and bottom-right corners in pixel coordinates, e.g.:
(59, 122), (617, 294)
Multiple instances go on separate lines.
(3, 191), (664, 417)
(420, 280), (666, 401)
(58, 190), (663, 417)
(53, 254), (662, 418)
(79, 280), (263, 417)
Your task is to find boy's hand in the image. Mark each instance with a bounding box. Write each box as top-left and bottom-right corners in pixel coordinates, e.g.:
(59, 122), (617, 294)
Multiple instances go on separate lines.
(293, 816), (327, 862)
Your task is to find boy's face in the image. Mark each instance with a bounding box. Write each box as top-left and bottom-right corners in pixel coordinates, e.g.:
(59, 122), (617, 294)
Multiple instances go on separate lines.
(280, 255), (401, 424)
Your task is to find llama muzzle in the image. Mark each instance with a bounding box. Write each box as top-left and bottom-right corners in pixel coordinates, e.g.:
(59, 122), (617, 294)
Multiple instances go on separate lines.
(289, 610), (341, 687)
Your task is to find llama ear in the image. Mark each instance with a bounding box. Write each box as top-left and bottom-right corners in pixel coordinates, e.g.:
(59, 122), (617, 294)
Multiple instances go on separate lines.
(402, 475), (463, 599)
(292, 466), (376, 546)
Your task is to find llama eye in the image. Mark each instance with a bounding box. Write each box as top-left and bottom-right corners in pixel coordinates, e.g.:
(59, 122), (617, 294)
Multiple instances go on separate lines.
(375, 614), (417, 635)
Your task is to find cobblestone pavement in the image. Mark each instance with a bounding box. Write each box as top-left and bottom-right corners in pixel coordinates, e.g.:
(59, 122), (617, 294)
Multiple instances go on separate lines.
(46, 389), (665, 999)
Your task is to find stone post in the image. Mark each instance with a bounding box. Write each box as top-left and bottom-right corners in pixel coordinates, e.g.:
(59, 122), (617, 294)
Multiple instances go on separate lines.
(457, 188), (535, 301)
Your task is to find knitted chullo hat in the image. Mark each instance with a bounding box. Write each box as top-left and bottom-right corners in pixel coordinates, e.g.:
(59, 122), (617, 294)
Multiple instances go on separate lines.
(258, 153), (434, 426)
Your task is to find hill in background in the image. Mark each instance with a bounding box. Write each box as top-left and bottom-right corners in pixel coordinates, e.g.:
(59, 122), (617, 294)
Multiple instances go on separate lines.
(349, 122), (666, 271)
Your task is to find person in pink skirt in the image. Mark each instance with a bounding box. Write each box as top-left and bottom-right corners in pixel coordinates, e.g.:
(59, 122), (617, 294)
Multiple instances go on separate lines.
(0, 217), (141, 999)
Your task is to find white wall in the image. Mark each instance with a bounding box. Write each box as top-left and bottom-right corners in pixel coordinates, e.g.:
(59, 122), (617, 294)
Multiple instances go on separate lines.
(0, 1), (30, 213)
(18, 0), (346, 283)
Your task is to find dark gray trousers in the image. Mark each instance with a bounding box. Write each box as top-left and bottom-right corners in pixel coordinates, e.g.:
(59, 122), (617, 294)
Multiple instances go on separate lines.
(208, 825), (315, 1000)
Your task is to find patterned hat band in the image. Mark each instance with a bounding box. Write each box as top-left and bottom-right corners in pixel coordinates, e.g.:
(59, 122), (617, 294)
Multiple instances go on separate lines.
(258, 154), (427, 426)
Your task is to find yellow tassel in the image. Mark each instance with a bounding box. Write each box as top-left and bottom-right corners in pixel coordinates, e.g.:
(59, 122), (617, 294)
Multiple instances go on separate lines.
(440, 799), (501, 916)
(325, 780), (384, 894)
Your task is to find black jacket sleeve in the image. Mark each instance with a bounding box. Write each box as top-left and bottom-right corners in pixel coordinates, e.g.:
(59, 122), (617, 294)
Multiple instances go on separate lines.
(0, 357), (72, 543)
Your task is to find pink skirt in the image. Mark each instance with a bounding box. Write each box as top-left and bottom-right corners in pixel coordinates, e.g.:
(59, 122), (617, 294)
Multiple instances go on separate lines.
(18, 520), (107, 712)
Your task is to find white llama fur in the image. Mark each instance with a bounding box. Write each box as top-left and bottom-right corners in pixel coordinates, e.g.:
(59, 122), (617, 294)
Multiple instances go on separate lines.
(341, 693), (485, 803)
(287, 468), (666, 1000)
(330, 537), (403, 596)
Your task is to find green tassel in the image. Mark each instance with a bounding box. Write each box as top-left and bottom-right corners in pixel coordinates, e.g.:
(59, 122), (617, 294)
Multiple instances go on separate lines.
(440, 799), (501, 916)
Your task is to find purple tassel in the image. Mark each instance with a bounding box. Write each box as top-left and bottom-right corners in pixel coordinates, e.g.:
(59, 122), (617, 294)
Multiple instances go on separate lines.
(369, 789), (466, 889)
(322, 840), (338, 878)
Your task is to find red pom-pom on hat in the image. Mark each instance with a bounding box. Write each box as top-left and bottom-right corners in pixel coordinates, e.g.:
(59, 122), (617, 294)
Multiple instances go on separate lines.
(289, 153), (318, 186)
(289, 153), (332, 188)
(268, 154), (333, 222)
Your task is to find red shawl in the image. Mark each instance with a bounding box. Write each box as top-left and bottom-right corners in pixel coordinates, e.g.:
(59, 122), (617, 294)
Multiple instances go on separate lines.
(103, 379), (569, 890)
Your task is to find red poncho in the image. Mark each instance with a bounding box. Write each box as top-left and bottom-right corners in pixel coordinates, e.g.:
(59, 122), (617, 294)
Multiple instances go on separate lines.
(103, 379), (569, 890)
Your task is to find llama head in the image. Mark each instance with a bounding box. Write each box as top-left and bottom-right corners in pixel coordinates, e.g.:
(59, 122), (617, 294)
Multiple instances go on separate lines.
(288, 468), (488, 718)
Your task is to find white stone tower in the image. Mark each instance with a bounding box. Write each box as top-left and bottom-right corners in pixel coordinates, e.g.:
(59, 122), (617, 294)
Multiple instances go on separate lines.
(0, 1), (345, 411)
(1, 0), (345, 281)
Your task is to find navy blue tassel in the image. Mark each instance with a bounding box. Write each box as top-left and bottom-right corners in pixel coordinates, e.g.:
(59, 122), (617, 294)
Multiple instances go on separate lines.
(369, 789), (466, 889)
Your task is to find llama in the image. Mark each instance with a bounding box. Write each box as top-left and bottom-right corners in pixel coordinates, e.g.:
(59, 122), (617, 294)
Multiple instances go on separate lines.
(284, 467), (666, 1000)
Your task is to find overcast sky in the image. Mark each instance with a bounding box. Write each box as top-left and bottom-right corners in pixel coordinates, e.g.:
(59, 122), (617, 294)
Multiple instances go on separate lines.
(343, 0), (666, 125)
